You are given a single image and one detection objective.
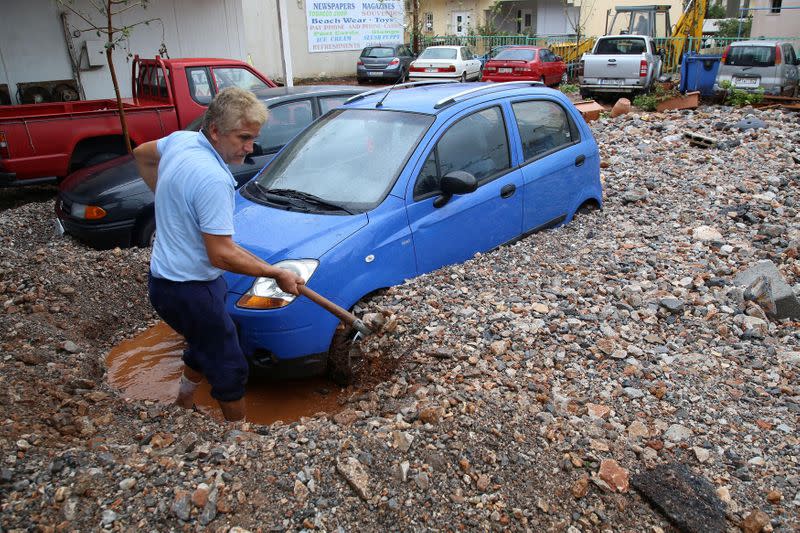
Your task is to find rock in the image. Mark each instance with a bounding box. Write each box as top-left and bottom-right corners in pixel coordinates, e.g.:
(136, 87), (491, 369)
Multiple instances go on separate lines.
(622, 188), (649, 204)
(692, 226), (722, 242)
(418, 406), (443, 424)
(693, 447), (711, 463)
(572, 476), (590, 498)
(415, 471), (430, 490)
(392, 430), (413, 452)
(119, 477), (136, 491)
(659, 297), (685, 314)
(766, 490), (782, 504)
(734, 260), (800, 319)
(336, 457), (371, 500)
(171, 490), (192, 521)
(664, 424), (692, 442)
(101, 509), (117, 526)
(632, 463), (726, 533)
(734, 116), (766, 131)
(476, 474), (491, 492)
(294, 479), (309, 504)
(61, 340), (80, 353)
(587, 403), (611, 419)
(598, 459), (629, 493)
(741, 510), (771, 533)
(627, 420), (649, 438)
(333, 408), (359, 426)
(192, 483), (210, 507)
(490, 340), (508, 356)
(611, 98), (631, 118)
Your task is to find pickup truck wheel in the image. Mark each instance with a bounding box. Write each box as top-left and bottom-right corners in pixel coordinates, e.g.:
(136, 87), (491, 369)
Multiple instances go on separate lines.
(136, 216), (156, 248)
(579, 88), (590, 99)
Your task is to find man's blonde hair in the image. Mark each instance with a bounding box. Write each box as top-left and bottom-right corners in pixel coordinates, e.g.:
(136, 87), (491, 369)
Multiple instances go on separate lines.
(202, 87), (267, 133)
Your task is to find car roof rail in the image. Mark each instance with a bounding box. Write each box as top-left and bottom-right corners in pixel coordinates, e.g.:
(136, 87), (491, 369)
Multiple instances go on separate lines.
(344, 80), (458, 105)
(433, 81), (545, 109)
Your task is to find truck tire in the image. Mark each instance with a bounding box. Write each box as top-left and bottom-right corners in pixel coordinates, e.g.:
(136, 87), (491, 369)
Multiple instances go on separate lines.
(579, 88), (591, 99)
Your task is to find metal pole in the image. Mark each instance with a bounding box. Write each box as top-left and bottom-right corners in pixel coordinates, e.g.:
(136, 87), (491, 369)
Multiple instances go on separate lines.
(277, 0), (294, 87)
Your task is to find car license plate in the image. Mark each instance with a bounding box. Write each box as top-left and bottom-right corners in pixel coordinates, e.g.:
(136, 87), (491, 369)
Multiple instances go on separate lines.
(733, 77), (759, 88)
(499, 67), (512, 73)
(600, 78), (622, 85)
(425, 68), (438, 73)
(367, 71), (382, 77)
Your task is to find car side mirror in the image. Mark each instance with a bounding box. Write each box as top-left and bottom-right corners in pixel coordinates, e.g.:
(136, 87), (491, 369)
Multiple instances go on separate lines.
(434, 171), (478, 208)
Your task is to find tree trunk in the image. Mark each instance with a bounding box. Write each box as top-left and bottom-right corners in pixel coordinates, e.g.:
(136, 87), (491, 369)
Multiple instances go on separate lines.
(107, 0), (132, 153)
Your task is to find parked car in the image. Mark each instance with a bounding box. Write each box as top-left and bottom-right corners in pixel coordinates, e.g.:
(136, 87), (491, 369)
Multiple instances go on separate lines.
(478, 45), (513, 68)
(482, 46), (568, 85)
(408, 45), (482, 82)
(55, 86), (366, 249)
(714, 40), (799, 96)
(578, 35), (663, 98)
(0, 56), (276, 186)
(225, 81), (602, 377)
(356, 44), (416, 84)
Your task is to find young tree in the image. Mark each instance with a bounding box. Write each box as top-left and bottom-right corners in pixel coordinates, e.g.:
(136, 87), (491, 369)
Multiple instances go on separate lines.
(57, 1), (163, 153)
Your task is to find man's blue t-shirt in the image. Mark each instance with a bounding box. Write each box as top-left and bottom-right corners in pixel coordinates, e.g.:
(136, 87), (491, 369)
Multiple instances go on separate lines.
(149, 131), (236, 282)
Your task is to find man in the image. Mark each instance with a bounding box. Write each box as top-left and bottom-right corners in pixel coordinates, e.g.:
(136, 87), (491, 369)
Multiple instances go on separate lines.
(133, 87), (305, 422)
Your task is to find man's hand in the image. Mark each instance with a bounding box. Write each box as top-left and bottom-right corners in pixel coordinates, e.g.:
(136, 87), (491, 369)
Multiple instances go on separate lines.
(273, 268), (305, 296)
(133, 141), (161, 192)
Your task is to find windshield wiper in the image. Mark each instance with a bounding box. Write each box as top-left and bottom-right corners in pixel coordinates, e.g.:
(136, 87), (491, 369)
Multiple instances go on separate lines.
(266, 188), (354, 214)
(247, 181), (309, 211)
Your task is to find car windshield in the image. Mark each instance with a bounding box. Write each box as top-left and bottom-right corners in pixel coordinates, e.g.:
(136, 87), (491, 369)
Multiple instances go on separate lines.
(494, 49), (536, 61)
(249, 109), (434, 212)
(596, 38), (646, 55)
(726, 46), (776, 67)
(419, 48), (457, 60)
(362, 47), (395, 58)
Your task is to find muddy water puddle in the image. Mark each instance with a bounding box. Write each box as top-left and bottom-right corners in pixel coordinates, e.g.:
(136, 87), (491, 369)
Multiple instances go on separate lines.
(106, 322), (344, 424)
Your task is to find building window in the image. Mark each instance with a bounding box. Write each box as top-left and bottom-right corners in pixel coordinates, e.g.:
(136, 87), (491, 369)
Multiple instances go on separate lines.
(425, 12), (433, 32)
(771, 0), (781, 13)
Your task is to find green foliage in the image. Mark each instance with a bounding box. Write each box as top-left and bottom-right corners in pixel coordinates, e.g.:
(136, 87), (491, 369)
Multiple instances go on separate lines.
(560, 83), (579, 94)
(719, 80), (765, 106)
(633, 93), (660, 111)
(716, 17), (752, 38)
(706, 1), (726, 19)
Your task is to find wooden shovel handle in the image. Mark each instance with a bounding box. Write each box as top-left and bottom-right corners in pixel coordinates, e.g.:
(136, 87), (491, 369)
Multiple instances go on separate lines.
(298, 285), (358, 325)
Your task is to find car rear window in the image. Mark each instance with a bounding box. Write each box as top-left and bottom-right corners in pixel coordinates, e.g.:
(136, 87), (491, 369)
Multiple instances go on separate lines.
(595, 38), (647, 55)
(494, 49), (536, 61)
(725, 46), (776, 67)
(419, 48), (457, 60)
(362, 47), (394, 58)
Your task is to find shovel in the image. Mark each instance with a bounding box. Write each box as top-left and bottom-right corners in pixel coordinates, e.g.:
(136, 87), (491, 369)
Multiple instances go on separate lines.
(298, 285), (372, 337)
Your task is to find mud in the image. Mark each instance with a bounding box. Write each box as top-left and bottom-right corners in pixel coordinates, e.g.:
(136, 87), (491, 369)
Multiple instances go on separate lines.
(106, 322), (345, 424)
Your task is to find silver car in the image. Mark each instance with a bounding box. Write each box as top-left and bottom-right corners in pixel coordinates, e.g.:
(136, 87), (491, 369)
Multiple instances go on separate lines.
(715, 40), (799, 96)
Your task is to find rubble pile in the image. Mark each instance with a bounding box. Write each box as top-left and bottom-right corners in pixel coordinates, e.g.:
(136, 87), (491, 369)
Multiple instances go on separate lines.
(0, 105), (798, 531)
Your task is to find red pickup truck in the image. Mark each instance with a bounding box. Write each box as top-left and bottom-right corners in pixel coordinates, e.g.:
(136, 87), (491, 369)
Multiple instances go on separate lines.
(0, 56), (275, 186)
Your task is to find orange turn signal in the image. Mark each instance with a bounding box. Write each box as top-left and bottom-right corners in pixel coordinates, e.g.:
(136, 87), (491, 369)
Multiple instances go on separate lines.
(84, 206), (107, 220)
(236, 294), (290, 309)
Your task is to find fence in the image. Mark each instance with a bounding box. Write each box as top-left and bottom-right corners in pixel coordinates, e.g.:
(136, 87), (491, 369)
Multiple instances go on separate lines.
(416, 34), (800, 78)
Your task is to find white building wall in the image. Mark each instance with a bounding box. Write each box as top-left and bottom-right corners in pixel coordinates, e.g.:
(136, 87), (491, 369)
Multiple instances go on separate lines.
(536, 0), (579, 35)
(0, 0), (249, 104)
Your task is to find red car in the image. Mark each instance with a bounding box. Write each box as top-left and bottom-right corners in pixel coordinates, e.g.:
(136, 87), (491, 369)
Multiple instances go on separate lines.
(482, 46), (567, 86)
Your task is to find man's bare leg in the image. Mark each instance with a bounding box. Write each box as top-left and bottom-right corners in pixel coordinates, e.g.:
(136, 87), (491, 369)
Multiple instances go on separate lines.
(218, 398), (246, 421)
(175, 366), (203, 409)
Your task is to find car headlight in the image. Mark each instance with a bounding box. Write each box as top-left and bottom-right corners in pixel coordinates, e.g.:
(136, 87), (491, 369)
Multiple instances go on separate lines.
(236, 259), (318, 310)
(70, 202), (107, 220)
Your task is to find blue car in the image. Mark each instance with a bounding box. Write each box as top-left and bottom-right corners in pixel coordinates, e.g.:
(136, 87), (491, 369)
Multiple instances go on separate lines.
(224, 81), (602, 377)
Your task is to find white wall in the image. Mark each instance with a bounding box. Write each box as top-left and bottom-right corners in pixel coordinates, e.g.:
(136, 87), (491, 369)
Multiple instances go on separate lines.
(0, 0), (249, 103)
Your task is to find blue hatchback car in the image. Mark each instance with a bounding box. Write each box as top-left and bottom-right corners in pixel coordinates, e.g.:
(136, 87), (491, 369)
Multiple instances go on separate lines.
(224, 81), (602, 377)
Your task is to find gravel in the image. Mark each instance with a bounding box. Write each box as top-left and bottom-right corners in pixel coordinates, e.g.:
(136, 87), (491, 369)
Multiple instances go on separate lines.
(1, 104), (798, 532)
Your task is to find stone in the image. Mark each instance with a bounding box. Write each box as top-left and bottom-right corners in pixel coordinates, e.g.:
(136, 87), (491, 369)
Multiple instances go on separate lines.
(734, 116), (766, 131)
(693, 447), (711, 463)
(336, 457), (371, 500)
(664, 424), (692, 442)
(734, 261), (800, 319)
(632, 463), (725, 533)
(418, 406), (443, 424)
(741, 510), (770, 533)
(392, 431), (413, 452)
(119, 477), (136, 491)
(659, 297), (685, 314)
(332, 408), (359, 426)
(100, 509), (117, 526)
(627, 420), (649, 438)
(611, 98), (631, 118)
(490, 340), (508, 356)
(692, 226), (722, 242)
(294, 479), (310, 504)
(62, 340), (80, 353)
(622, 188), (648, 204)
(572, 476), (590, 498)
(587, 403), (611, 419)
(598, 459), (629, 493)
(192, 483), (210, 507)
(415, 471), (430, 490)
(476, 474), (491, 492)
(171, 490), (192, 521)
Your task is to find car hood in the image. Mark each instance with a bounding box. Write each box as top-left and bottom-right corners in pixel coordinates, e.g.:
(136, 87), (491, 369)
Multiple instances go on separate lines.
(225, 197), (369, 294)
(60, 154), (148, 202)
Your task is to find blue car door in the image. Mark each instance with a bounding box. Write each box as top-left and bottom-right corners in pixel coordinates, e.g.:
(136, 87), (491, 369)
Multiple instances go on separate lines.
(510, 98), (587, 232)
(405, 104), (524, 274)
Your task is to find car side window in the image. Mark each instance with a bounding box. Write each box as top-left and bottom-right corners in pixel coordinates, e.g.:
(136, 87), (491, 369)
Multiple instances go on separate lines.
(414, 106), (510, 199)
(213, 67), (269, 92)
(784, 45), (796, 65)
(319, 95), (351, 114)
(258, 99), (314, 152)
(512, 100), (579, 162)
(187, 68), (213, 104)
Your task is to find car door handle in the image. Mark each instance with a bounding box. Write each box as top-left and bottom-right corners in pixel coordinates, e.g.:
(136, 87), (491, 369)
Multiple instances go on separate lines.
(500, 184), (516, 198)
(575, 155), (586, 167)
